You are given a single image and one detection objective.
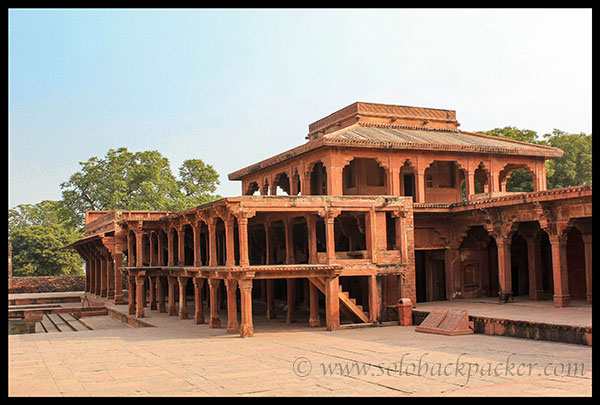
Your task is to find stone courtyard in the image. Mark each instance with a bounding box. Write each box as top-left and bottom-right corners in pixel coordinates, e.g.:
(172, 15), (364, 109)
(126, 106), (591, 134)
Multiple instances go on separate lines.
(8, 298), (592, 396)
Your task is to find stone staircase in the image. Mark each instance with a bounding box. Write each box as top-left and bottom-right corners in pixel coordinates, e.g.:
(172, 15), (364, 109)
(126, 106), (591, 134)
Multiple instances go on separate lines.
(37, 313), (93, 333)
(309, 277), (369, 323)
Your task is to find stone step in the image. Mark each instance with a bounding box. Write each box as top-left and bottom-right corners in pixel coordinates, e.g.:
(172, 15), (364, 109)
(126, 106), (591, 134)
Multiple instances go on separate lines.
(60, 313), (92, 332)
(40, 315), (60, 333)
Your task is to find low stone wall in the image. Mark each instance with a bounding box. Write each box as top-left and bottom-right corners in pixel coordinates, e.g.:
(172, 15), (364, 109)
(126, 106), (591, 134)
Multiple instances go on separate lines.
(8, 276), (85, 294)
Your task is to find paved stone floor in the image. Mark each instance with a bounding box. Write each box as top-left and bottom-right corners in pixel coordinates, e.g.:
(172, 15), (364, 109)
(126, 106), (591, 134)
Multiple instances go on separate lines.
(8, 299), (592, 397)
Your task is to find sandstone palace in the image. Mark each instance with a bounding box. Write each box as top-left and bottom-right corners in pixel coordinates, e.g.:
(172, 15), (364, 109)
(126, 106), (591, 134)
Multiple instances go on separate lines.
(66, 102), (592, 337)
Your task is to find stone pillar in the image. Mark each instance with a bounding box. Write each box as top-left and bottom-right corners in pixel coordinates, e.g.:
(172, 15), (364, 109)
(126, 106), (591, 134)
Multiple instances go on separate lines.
(114, 253), (124, 304)
(465, 169), (476, 199)
(225, 279), (239, 333)
(94, 256), (101, 295)
(167, 230), (175, 267)
(128, 274), (136, 315)
(157, 276), (166, 313)
(549, 235), (570, 307)
(266, 279), (275, 320)
(89, 256), (96, 295)
(149, 276), (157, 310)
(327, 166), (343, 196)
(84, 258), (91, 293)
(239, 278), (254, 338)
(496, 237), (512, 302)
(178, 276), (188, 319)
(225, 219), (236, 267)
(208, 278), (221, 328)
(238, 217), (250, 267)
(193, 278), (205, 324)
(306, 215), (318, 264)
(309, 281), (320, 327)
(319, 210), (340, 264)
(208, 222), (217, 267)
(167, 276), (177, 316)
(286, 278), (296, 323)
(177, 227), (185, 266)
(135, 275), (145, 318)
(135, 231), (144, 268)
(324, 276), (340, 331)
(368, 274), (381, 323)
(106, 257), (115, 299)
(416, 169), (426, 203)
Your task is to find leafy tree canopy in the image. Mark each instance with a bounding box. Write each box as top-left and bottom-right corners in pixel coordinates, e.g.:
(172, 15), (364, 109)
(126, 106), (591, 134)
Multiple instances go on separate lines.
(477, 126), (591, 192)
(60, 147), (221, 229)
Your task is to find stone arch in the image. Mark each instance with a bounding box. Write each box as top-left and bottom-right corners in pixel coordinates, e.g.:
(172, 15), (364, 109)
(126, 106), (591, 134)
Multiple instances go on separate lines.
(423, 160), (463, 203)
(341, 157), (388, 195)
(273, 171), (291, 195)
(499, 163), (535, 193)
(474, 162), (490, 193)
(309, 161), (327, 195)
(399, 159), (417, 200)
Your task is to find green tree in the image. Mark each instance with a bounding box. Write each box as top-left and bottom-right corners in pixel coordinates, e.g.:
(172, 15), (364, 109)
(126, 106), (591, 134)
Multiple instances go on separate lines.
(60, 147), (221, 228)
(9, 200), (84, 277)
(543, 129), (592, 189)
(10, 224), (84, 276)
(477, 126), (592, 191)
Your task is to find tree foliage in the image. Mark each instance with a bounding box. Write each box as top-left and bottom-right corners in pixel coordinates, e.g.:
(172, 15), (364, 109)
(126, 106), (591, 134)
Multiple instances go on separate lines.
(543, 129), (592, 189)
(9, 200), (84, 276)
(60, 147), (221, 228)
(10, 147), (221, 277)
(477, 126), (592, 192)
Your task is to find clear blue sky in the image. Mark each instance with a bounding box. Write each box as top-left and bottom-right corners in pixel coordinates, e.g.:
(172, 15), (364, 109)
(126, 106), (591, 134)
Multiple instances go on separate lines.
(8, 8), (592, 208)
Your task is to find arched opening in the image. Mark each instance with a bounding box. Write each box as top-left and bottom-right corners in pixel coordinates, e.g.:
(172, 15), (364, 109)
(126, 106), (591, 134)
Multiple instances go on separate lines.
(566, 226), (586, 299)
(458, 226), (491, 297)
(487, 238), (498, 297)
(423, 161), (462, 203)
(245, 181), (260, 196)
(292, 217), (309, 264)
(249, 223), (267, 265)
(399, 160), (416, 202)
(183, 224), (194, 266)
(474, 163), (489, 194)
(151, 232), (159, 266)
(499, 164), (534, 193)
(170, 228), (179, 266)
(309, 162), (327, 195)
(334, 212), (367, 259)
(510, 232), (529, 297)
(342, 158), (387, 195)
(274, 172), (291, 195)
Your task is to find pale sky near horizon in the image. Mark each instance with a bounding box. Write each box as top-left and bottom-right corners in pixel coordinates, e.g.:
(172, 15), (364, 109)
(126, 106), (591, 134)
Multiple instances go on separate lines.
(8, 8), (592, 209)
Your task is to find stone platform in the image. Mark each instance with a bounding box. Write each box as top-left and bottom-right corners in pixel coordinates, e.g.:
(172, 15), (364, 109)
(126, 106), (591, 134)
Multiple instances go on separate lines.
(412, 297), (592, 345)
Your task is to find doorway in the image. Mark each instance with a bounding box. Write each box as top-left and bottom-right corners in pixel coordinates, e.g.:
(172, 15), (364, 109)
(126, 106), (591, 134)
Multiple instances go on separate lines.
(415, 249), (446, 302)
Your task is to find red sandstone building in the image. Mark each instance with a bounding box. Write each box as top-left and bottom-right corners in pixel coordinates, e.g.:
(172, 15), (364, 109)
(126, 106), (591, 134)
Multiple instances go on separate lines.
(66, 102), (592, 338)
